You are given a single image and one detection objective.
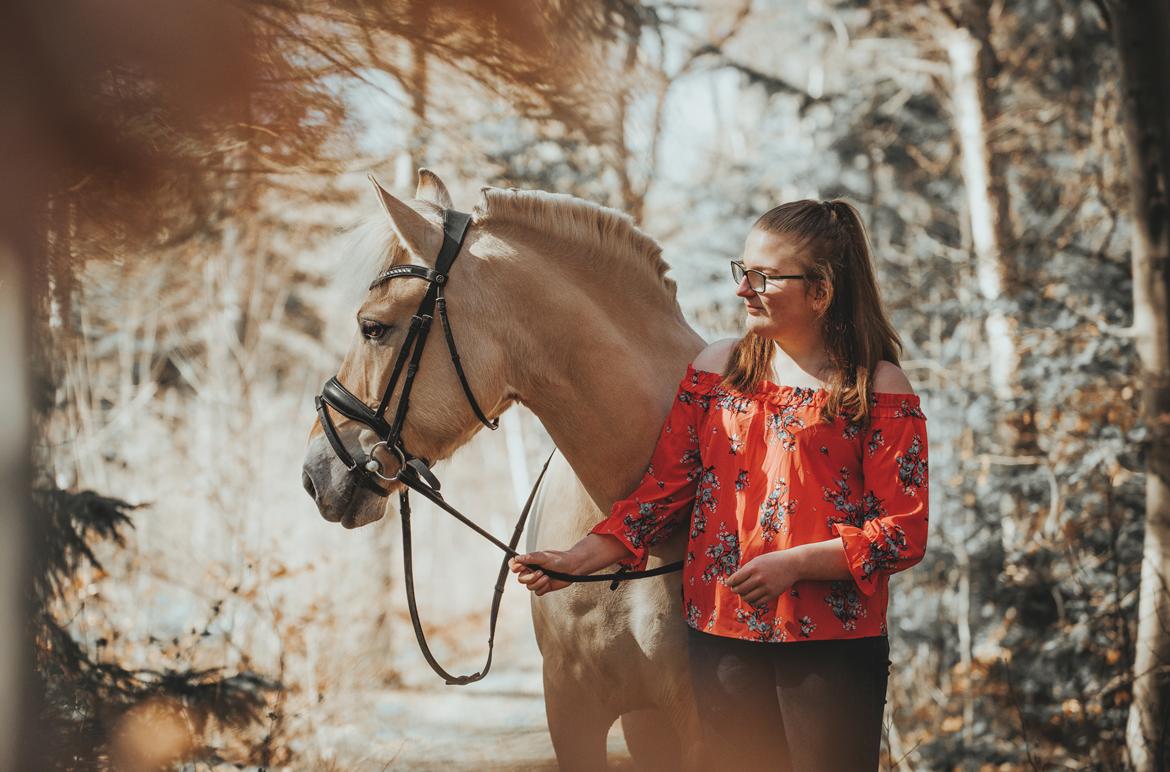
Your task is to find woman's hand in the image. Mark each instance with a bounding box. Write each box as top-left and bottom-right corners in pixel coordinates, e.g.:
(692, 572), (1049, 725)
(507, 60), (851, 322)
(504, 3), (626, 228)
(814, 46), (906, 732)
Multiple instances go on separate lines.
(509, 550), (580, 596)
(510, 534), (634, 596)
(727, 550), (803, 608)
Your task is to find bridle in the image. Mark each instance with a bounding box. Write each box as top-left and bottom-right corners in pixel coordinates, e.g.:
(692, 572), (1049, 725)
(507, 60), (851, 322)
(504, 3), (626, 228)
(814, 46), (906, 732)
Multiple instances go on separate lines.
(315, 209), (493, 496)
(314, 206), (682, 686)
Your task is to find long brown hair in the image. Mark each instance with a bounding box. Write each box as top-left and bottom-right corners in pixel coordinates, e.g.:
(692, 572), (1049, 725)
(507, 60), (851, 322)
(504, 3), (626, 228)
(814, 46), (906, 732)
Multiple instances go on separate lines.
(723, 199), (903, 424)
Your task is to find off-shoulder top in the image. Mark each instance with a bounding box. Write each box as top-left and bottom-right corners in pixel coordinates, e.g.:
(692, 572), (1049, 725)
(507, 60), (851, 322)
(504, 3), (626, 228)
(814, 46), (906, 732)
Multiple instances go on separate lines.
(589, 364), (929, 642)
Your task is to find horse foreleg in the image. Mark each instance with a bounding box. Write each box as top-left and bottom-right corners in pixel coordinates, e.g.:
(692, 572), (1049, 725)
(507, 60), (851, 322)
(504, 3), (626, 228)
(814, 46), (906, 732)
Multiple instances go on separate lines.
(543, 668), (616, 772)
(621, 708), (684, 772)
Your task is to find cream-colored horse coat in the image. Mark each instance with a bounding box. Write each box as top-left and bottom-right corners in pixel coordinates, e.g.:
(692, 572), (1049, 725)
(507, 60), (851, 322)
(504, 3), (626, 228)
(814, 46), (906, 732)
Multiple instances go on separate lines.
(302, 171), (706, 770)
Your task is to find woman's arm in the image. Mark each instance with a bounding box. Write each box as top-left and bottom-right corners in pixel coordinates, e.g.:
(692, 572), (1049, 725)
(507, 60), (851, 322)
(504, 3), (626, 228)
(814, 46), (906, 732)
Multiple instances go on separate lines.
(830, 364), (929, 596)
(793, 361), (918, 583)
(789, 538), (853, 580)
(513, 344), (726, 596)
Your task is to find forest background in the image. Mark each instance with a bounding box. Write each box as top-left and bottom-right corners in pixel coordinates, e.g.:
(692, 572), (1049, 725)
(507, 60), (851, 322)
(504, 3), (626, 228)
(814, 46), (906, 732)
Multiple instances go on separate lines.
(1, 0), (1168, 769)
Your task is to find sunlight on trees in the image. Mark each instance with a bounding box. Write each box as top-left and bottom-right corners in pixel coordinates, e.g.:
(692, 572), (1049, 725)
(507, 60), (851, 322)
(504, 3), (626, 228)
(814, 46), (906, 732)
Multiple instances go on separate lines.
(1, 0), (1166, 768)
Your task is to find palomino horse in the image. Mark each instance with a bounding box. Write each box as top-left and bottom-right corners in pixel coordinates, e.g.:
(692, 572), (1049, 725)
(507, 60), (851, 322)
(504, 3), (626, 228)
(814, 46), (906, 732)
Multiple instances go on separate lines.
(301, 169), (706, 770)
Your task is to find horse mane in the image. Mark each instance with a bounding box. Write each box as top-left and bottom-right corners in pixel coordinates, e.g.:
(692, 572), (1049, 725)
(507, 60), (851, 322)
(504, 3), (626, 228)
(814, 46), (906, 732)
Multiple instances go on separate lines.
(472, 187), (679, 300)
(344, 186), (679, 304)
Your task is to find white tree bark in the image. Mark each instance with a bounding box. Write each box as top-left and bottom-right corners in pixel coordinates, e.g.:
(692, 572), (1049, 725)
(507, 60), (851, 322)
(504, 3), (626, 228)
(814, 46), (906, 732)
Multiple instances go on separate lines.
(1111, 1), (1170, 768)
(943, 24), (1019, 403)
(395, 0), (430, 193)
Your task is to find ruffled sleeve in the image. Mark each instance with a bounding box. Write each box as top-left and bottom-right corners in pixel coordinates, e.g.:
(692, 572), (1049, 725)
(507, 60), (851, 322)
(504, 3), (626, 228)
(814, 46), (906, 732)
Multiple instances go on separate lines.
(829, 397), (929, 596)
(589, 366), (712, 570)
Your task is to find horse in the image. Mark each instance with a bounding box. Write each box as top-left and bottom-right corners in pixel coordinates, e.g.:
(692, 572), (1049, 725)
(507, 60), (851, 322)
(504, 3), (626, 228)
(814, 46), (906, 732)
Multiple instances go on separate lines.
(301, 169), (706, 771)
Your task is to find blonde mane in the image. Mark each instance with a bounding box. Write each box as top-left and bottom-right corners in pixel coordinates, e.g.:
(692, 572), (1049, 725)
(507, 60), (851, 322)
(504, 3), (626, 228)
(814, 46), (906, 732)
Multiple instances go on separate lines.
(344, 187), (680, 305)
(472, 187), (679, 300)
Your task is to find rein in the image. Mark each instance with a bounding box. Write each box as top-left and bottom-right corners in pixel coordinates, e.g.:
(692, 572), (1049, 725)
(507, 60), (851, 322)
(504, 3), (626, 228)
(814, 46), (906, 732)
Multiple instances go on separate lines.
(315, 204), (683, 685)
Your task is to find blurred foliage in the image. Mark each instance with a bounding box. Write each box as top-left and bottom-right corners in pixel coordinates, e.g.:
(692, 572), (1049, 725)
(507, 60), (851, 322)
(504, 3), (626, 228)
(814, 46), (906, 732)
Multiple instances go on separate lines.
(29, 489), (277, 770)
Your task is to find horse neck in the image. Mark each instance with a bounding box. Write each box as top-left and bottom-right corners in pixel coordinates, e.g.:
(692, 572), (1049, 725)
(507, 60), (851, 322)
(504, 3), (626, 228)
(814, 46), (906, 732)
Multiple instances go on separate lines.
(480, 227), (706, 511)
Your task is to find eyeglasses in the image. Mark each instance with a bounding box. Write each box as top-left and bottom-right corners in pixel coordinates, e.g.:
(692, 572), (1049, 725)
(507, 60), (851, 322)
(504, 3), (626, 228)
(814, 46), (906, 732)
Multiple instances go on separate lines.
(730, 260), (807, 293)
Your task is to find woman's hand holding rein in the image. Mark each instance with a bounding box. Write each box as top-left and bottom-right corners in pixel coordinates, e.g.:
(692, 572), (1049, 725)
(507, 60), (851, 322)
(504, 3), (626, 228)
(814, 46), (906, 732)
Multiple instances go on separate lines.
(510, 533), (632, 596)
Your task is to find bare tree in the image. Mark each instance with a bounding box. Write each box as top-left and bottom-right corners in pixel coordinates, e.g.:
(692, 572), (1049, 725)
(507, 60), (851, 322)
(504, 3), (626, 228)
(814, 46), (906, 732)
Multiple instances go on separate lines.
(932, 1), (1020, 410)
(1109, 1), (1170, 768)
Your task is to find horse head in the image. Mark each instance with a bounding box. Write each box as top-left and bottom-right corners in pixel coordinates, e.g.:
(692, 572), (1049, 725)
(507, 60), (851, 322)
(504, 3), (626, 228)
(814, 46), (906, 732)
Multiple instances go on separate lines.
(302, 170), (513, 527)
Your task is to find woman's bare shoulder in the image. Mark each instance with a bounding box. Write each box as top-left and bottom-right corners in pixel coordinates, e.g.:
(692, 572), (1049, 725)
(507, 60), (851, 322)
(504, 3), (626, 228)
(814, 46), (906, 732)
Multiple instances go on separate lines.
(873, 360), (915, 394)
(691, 338), (739, 374)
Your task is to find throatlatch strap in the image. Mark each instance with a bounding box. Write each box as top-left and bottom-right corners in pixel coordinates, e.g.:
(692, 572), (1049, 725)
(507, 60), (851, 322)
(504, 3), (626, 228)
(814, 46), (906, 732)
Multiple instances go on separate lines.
(436, 289), (499, 431)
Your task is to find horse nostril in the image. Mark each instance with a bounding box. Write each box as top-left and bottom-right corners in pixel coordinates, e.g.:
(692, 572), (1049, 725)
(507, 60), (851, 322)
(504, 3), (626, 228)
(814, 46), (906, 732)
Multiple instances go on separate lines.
(302, 469), (318, 500)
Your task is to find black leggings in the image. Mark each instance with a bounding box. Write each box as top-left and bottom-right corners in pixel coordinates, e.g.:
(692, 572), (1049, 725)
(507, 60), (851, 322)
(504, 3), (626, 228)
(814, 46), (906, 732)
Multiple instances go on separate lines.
(686, 627), (891, 772)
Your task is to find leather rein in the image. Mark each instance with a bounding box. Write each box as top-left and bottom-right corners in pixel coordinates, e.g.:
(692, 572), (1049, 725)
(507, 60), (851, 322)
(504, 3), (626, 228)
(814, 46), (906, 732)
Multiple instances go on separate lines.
(314, 207), (683, 685)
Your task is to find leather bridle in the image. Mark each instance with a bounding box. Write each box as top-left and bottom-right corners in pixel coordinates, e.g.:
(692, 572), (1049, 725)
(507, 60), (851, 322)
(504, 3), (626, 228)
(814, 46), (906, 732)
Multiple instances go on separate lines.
(315, 209), (493, 496)
(314, 206), (682, 686)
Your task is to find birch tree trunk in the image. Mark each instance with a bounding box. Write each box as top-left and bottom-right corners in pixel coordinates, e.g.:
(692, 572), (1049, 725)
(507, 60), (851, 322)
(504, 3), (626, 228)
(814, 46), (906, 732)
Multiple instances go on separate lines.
(395, 0), (431, 192)
(1110, 1), (1170, 769)
(941, 14), (1019, 408)
(615, 29), (642, 222)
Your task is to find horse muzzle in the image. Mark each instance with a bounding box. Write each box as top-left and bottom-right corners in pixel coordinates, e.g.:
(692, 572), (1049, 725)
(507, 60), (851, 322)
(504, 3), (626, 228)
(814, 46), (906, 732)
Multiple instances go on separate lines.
(301, 432), (392, 528)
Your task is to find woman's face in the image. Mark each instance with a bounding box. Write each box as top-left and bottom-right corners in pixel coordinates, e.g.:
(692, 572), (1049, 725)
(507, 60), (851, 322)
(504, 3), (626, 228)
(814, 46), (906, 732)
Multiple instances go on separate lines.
(735, 228), (827, 339)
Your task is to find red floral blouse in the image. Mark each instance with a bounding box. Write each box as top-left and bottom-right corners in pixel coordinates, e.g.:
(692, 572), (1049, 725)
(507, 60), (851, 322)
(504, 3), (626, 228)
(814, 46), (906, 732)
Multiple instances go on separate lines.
(590, 365), (929, 643)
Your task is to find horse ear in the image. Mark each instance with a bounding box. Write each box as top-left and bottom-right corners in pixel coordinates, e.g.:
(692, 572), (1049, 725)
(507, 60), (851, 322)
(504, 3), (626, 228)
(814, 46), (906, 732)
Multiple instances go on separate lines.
(368, 174), (440, 260)
(415, 168), (454, 209)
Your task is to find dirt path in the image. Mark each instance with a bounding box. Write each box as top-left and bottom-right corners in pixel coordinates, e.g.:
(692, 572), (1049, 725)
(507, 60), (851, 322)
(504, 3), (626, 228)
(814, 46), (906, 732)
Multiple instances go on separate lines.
(311, 594), (633, 770)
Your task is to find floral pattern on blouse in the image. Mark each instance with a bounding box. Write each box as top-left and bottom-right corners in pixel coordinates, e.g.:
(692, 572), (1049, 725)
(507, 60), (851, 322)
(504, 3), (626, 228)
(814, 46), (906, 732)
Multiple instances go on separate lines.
(589, 364), (930, 643)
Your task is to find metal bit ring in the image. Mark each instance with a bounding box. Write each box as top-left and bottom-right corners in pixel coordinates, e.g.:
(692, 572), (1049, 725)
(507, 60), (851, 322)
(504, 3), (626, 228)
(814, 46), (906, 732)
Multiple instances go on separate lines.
(364, 441), (408, 482)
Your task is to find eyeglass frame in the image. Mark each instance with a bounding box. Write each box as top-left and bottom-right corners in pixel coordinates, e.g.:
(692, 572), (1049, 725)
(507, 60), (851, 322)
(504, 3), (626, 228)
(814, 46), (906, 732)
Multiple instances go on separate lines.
(730, 259), (809, 293)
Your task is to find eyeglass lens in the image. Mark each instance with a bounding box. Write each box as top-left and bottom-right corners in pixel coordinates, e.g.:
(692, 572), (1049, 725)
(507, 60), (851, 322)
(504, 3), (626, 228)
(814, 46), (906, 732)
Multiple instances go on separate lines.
(731, 261), (766, 293)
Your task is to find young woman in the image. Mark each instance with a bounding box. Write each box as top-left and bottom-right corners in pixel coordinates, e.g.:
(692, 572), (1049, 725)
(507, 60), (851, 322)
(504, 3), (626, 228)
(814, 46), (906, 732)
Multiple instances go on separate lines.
(510, 199), (929, 771)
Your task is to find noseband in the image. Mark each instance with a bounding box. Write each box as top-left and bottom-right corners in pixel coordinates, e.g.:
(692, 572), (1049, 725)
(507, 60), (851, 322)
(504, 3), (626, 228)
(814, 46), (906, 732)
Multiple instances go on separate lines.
(314, 205), (682, 686)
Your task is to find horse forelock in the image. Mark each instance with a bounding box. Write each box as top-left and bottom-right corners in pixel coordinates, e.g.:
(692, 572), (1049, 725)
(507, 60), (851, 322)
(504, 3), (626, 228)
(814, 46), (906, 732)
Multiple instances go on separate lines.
(339, 200), (444, 309)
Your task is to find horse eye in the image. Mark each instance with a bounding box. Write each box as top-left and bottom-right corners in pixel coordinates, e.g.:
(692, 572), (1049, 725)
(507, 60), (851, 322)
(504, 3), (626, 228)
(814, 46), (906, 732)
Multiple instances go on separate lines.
(360, 320), (388, 340)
